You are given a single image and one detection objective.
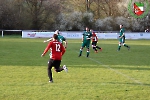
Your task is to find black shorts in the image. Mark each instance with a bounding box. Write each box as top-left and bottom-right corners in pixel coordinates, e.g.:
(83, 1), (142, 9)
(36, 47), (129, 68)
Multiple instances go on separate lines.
(92, 41), (97, 46)
(48, 59), (61, 70)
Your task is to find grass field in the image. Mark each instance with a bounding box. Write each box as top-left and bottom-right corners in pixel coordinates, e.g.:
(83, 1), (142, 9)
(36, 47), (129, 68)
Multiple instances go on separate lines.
(0, 37), (150, 100)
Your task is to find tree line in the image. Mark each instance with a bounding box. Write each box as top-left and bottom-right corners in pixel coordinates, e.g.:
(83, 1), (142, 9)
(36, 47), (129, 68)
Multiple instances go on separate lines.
(0, 0), (150, 31)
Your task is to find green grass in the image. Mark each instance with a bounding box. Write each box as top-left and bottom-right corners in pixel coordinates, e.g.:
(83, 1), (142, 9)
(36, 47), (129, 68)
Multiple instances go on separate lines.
(0, 37), (150, 100)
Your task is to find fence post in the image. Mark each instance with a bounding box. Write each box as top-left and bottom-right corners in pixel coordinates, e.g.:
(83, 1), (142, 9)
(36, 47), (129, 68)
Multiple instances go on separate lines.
(2, 30), (3, 37)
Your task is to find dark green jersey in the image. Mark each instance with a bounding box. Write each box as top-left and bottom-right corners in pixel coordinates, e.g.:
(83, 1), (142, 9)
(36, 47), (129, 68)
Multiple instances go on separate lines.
(58, 34), (66, 44)
(120, 28), (125, 38)
(82, 31), (92, 42)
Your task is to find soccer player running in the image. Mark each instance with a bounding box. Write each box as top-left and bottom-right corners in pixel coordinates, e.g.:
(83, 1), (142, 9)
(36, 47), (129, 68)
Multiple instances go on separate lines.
(90, 29), (102, 53)
(78, 27), (92, 57)
(41, 34), (68, 83)
(118, 25), (130, 51)
(44, 30), (67, 49)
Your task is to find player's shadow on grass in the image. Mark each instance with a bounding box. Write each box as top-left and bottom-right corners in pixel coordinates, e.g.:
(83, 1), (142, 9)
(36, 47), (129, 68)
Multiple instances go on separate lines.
(108, 82), (150, 87)
(78, 65), (150, 71)
(111, 66), (150, 70)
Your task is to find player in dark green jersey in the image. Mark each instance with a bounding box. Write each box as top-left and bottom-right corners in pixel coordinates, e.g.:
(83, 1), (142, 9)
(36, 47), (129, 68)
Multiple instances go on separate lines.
(118, 25), (130, 51)
(78, 27), (92, 57)
(57, 32), (67, 49)
(44, 30), (67, 48)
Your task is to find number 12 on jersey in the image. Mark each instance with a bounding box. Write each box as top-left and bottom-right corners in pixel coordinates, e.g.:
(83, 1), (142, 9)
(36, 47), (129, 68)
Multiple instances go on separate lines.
(55, 44), (60, 52)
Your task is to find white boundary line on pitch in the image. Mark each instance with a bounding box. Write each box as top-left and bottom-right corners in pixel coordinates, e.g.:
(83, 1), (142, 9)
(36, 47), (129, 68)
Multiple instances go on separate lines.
(88, 57), (143, 85)
(76, 51), (143, 85)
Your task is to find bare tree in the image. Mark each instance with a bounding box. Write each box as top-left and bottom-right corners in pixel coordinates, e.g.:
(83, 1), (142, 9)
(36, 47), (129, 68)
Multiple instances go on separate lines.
(24, 0), (62, 30)
(0, 0), (21, 29)
(0, 0), (149, 31)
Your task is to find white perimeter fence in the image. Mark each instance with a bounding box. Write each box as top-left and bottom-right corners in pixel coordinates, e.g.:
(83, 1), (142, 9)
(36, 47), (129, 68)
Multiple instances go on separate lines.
(1, 30), (150, 39)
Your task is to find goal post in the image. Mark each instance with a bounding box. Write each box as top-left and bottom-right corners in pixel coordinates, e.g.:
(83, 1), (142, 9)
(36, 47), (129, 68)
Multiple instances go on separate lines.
(1, 30), (22, 37)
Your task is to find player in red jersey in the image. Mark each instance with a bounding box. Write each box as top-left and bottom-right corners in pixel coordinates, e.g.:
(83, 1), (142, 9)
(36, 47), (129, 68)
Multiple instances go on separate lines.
(41, 34), (68, 83)
(90, 29), (102, 53)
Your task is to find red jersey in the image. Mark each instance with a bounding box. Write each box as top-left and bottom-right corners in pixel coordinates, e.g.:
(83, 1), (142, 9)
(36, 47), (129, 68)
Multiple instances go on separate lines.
(92, 32), (98, 42)
(42, 40), (65, 60)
